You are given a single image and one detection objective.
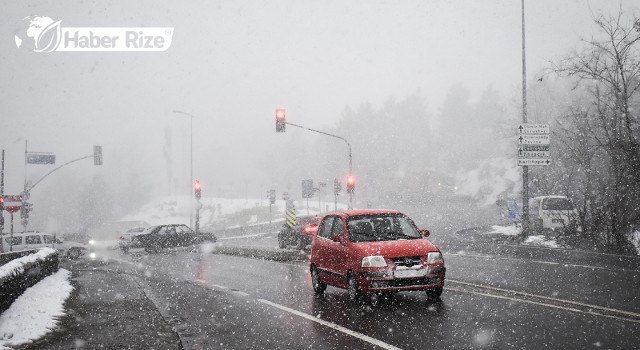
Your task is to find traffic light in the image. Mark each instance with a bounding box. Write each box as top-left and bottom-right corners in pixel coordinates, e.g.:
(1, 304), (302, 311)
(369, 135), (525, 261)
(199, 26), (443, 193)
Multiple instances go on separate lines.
(94, 145), (103, 165)
(20, 202), (31, 219)
(194, 180), (202, 200)
(346, 175), (356, 193)
(268, 189), (276, 205)
(275, 108), (286, 132)
(334, 178), (342, 195)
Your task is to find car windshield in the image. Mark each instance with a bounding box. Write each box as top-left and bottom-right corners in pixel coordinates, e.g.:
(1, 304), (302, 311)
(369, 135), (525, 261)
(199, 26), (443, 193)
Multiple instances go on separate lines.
(542, 198), (573, 210)
(347, 215), (421, 242)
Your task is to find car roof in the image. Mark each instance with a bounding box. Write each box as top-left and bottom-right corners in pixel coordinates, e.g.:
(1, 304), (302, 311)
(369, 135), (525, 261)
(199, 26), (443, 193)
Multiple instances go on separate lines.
(324, 209), (404, 217)
(1, 231), (49, 236)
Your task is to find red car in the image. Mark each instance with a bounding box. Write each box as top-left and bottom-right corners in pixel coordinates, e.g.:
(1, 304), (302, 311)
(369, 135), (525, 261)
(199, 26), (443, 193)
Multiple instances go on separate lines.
(309, 209), (445, 300)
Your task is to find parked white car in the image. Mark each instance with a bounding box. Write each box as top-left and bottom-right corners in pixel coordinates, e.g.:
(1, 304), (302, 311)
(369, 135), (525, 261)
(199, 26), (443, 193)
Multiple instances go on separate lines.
(1, 231), (87, 259)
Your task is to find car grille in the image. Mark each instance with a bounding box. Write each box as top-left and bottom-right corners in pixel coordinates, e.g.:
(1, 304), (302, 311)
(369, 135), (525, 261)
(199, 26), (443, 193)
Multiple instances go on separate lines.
(371, 277), (442, 288)
(392, 256), (423, 268)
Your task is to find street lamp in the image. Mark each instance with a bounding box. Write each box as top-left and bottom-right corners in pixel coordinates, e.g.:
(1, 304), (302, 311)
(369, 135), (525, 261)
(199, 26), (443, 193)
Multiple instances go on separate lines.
(173, 110), (194, 229)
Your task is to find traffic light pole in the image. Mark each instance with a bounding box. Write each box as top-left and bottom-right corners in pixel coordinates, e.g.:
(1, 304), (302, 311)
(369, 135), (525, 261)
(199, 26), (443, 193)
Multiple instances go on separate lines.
(284, 121), (354, 209)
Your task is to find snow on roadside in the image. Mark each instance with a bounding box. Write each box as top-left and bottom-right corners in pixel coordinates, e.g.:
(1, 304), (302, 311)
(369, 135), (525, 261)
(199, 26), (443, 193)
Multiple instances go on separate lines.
(487, 225), (521, 236)
(630, 231), (640, 256)
(0, 247), (57, 281)
(524, 235), (559, 248)
(0, 269), (73, 349)
(487, 225), (561, 248)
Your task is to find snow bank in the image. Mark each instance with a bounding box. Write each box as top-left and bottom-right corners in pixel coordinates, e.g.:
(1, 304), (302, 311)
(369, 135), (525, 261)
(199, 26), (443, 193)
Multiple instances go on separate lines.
(0, 269), (73, 349)
(487, 225), (521, 236)
(0, 248), (57, 281)
(524, 235), (559, 248)
(629, 231), (640, 256)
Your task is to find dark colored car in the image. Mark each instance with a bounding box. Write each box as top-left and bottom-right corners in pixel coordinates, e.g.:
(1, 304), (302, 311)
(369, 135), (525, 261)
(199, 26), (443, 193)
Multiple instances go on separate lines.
(278, 215), (321, 250)
(134, 224), (217, 253)
(309, 209), (445, 301)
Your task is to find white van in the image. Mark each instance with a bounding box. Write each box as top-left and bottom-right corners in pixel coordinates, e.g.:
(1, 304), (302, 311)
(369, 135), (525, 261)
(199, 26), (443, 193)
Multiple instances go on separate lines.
(528, 196), (578, 231)
(1, 231), (87, 259)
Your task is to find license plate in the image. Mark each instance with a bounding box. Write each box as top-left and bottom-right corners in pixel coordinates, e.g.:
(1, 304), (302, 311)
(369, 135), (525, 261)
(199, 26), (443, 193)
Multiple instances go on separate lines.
(393, 268), (426, 279)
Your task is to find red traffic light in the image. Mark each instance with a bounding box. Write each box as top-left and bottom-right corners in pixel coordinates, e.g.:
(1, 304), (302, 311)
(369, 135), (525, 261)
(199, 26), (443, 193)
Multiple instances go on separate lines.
(194, 180), (202, 199)
(346, 175), (356, 193)
(275, 108), (286, 132)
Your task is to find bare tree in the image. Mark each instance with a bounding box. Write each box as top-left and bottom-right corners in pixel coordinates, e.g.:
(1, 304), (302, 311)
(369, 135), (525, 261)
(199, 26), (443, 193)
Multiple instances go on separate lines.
(553, 11), (640, 253)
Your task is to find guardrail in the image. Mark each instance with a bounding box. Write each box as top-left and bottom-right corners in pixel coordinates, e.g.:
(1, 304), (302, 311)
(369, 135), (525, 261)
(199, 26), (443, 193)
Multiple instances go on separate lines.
(0, 248), (59, 313)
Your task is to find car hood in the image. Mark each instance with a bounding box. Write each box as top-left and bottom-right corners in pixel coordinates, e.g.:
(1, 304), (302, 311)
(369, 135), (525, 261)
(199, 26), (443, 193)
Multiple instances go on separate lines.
(58, 241), (87, 249)
(350, 238), (439, 258)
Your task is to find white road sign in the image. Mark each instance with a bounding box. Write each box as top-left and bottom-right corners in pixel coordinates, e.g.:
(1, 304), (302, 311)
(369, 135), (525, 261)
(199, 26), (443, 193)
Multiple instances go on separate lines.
(518, 134), (550, 145)
(518, 158), (551, 166)
(518, 124), (549, 134)
(518, 150), (551, 158)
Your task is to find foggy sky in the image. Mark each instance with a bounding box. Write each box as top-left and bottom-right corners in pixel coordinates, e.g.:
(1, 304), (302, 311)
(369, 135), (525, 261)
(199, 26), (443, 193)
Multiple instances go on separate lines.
(1, 0), (638, 227)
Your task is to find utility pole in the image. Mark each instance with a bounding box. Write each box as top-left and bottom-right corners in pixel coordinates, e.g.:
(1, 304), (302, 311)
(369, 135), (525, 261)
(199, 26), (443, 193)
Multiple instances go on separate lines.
(521, 0), (530, 236)
(173, 110), (195, 229)
(1, 149), (5, 253)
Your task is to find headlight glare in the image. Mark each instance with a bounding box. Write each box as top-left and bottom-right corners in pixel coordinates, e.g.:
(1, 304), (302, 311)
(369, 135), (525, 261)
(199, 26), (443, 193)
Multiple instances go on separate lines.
(427, 252), (444, 264)
(361, 255), (387, 268)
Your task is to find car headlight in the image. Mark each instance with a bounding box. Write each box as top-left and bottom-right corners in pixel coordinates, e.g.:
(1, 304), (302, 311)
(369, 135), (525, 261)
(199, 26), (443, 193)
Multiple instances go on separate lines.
(361, 255), (387, 268)
(427, 252), (444, 264)
(88, 239), (96, 245)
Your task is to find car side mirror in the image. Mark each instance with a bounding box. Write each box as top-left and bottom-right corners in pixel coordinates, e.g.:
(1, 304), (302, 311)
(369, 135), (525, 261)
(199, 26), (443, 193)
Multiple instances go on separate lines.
(331, 234), (344, 244)
(420, 229), (430, 237)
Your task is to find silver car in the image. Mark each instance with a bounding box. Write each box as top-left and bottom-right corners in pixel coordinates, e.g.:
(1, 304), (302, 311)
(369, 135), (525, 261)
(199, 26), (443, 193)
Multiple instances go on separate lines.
(118, 227), (147, 253)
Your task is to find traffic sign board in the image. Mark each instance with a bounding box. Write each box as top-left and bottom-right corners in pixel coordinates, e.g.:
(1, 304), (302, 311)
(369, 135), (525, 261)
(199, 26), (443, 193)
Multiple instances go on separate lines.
(521, 144), (550, 152)
(518, 158), (551, 166)
(518, 149), (550, 158)
(518, 124), (549, 134)
(518, 134), (550, 145)
(26, 153), (55, 164)
(3, 195), (22, 213)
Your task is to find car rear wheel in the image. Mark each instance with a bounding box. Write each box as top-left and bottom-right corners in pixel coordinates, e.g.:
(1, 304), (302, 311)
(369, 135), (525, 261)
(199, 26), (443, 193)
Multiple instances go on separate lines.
(425, 287), (443, 300)
(348, 272), (361, 302)
(278, 233), (287, 249)
(67, 248), (81, 260)
(311, 266), (326, 294)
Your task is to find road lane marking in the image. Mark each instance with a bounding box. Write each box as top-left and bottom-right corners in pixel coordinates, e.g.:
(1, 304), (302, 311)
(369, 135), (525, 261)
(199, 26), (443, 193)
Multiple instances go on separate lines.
(232, 290), (250, 297)
(446, 287), (640, 324)
(447, 280), (640, 323)
(498, 242), (640, 259)
(257, 299), (403, 350)
(445, 252), (624, 271)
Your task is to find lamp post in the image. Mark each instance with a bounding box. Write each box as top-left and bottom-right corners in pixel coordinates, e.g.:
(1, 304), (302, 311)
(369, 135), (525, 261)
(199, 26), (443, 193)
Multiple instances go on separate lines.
(173, 110), (194, 229)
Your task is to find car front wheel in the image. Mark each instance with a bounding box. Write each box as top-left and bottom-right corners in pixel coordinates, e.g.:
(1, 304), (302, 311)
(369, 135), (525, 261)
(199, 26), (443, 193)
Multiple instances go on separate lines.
(426, 287), (443, 300)
(311, 266), (326, 294)
(348, 272), (361, 302)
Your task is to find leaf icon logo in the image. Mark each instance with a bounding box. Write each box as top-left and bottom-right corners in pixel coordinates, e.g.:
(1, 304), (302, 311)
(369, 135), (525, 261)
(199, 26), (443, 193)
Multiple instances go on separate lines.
(34, 20), (61, 53)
